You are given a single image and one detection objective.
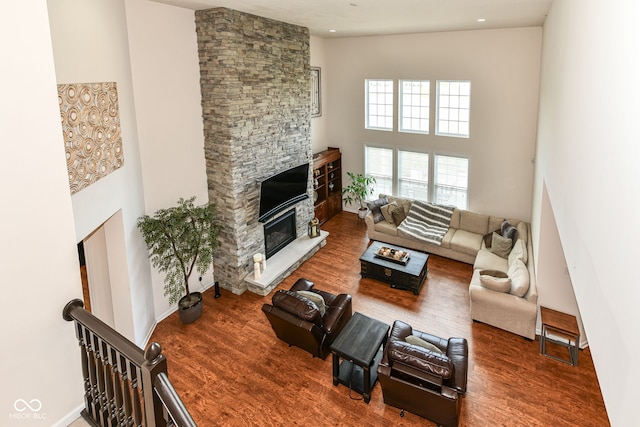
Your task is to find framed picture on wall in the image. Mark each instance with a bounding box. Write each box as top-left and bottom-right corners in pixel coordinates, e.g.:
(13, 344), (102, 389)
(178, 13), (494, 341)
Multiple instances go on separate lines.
(311, 67), (321, 117)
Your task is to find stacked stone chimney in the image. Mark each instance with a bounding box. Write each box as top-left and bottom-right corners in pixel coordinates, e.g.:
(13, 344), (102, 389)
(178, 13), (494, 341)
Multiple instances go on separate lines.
(195, 8), (313, 294)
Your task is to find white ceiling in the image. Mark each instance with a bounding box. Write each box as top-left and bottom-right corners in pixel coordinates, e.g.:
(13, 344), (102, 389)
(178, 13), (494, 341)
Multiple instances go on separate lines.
(150, 0), (552, 38)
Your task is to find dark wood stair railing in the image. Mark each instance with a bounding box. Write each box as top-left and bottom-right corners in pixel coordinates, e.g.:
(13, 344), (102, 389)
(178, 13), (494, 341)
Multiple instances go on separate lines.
(63, 299), (196, 427)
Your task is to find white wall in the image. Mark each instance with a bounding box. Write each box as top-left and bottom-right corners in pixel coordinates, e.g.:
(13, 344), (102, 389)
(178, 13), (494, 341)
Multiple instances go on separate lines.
(310, 36), (330, 154)
(325, 28), (542, 221)
(536, 185), (586, 346)
(0, 1), (84, 424)
(84, 225), (116, 327)
(125, 0), (212, 320)
(533, 0), (640, 424)
(47, 0), (155, 345)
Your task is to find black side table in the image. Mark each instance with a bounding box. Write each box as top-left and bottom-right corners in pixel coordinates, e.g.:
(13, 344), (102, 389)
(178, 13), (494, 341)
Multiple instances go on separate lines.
(330, 312), (390, 403)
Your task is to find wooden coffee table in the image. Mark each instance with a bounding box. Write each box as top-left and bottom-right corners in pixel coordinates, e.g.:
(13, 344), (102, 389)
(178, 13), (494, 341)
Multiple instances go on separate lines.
(359, 241), (429, 295)
(330, 312), (390, 403)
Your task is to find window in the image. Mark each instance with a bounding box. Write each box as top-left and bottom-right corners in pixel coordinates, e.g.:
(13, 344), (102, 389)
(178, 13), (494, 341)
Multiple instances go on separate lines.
(365, 146), (393, 196)
(363, 147), (469, 209)
(365, 80), (394, 130)
(398, 150), (429, 201)
(399, 80), (430, 134)
(436, 81), (471, 138)
(434, 154), (469, 209)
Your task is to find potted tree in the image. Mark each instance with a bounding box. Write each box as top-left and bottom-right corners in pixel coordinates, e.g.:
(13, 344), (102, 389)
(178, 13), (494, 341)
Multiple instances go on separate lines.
(137, 196), (220, 324)
(342, 172), (377, 219)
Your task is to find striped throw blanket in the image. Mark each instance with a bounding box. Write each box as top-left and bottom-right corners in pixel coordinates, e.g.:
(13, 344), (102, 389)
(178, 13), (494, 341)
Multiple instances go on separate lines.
(397, 200), (455, 246)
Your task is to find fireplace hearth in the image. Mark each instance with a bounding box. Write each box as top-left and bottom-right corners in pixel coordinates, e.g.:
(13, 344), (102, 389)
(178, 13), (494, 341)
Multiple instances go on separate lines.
(264, 209), (296, 259)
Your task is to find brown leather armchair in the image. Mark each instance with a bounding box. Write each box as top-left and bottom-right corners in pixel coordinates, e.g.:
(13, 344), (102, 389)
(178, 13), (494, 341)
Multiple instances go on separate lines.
(377, 320), (469, 427)
(261, 278), (352, 359)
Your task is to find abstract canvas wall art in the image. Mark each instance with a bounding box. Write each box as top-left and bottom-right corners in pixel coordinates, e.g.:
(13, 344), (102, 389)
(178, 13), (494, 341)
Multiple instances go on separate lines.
(58, 82), (124, 194)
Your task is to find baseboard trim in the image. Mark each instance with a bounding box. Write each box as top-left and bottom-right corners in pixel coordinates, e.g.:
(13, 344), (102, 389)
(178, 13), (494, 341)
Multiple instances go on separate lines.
(51, 403), (85, 427)
(144, 280), (216, 348)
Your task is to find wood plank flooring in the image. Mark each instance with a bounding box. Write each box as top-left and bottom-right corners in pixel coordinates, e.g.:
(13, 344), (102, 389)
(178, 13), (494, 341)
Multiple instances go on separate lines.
(150, 211), (610, 426)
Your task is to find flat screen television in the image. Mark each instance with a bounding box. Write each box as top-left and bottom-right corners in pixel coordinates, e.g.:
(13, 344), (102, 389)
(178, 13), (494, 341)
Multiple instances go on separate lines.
(258, 163), (310, 222)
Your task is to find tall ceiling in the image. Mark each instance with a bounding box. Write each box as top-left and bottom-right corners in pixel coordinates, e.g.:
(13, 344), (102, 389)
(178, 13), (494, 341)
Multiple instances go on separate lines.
(150, 0), (552, 38)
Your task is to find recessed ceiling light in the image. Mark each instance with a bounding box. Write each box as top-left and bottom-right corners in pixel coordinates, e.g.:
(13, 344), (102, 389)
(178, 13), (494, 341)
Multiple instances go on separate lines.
(477, 18), (486, 22)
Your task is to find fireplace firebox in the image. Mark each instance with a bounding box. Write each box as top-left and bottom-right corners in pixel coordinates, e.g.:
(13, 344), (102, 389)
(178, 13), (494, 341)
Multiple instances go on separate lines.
(264, 209), (296, 259)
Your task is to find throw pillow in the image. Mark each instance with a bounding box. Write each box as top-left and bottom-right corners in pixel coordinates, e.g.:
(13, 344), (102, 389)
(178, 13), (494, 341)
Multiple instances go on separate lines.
(479, 272), (511, 293)
(296, 290), (326, 316)
(508, 259), (530, 297)
(367, 197), (389, 223)
(501, 220), (518, 249)
(380, 201), (399, 224)
(405, 335), (444, 354)
(479, 269), (508, 278)
(508, 239), (527, 266)
(390, 203), (407, 225)
(483, 228), (501, 248)
(490, 232), (512, 258)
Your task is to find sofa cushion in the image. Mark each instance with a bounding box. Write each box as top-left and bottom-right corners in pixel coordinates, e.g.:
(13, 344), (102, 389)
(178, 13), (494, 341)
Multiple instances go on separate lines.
(440, 228), (455, 249)
(490, 232), (512, 258)
(508, 239), (527, 266)
(508, 259), (530, 297)
(449, 208), (461, 230)
(450, 230), (483, 256)
(380, 201), (398, 224)
(374, 220), (398, 236)
(488, 216), (505, 233)
(405, 335), (444, 354)
(517, 221), (528, 245)
(367, 197), (389, 223)
(474, 249), (509, 272)
(459, 210), (489, 235)
(296, 290), (326, 316)
(479, 270), (511, 293)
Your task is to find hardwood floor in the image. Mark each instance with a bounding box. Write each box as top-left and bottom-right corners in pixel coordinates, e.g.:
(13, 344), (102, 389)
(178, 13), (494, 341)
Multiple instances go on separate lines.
(150, 211), (610, 426)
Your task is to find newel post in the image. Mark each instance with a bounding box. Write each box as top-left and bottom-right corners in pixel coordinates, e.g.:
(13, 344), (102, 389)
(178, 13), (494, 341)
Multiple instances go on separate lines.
(142, 342), (168, 427)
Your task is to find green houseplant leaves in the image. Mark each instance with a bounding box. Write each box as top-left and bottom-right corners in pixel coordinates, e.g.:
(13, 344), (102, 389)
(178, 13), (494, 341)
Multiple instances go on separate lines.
(137, 196), (220, 306)
(342, 172), (376, 210)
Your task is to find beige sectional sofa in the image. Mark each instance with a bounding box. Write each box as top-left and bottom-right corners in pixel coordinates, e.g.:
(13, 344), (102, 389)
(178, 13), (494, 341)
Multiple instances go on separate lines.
(364, 194), (537, 339)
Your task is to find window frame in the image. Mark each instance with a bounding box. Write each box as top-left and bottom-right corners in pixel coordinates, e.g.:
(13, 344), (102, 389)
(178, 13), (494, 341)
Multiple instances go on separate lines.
(397, 149), (430, 201)
(433, 153), (469, 209)
(365, 79), (394, 131)
(398, 79), (430, 134)
(362, 146), (470, 209)
(435, 80), (471, 138)
(364, 145), (395, 197)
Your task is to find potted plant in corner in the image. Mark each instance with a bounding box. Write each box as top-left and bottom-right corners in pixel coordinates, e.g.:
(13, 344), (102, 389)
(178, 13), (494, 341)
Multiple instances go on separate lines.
(342, 172), (377, 219)
(137, 196), (220, 324)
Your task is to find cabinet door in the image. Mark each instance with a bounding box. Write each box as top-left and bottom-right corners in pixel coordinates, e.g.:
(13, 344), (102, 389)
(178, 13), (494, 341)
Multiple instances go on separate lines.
(315, 201), (328, 224)
(327, 193), (342, 217)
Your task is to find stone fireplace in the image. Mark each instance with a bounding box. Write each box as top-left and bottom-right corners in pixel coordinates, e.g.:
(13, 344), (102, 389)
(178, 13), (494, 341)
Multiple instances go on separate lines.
(195, 8), (314, 294)
(264, 210), (296, 259)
